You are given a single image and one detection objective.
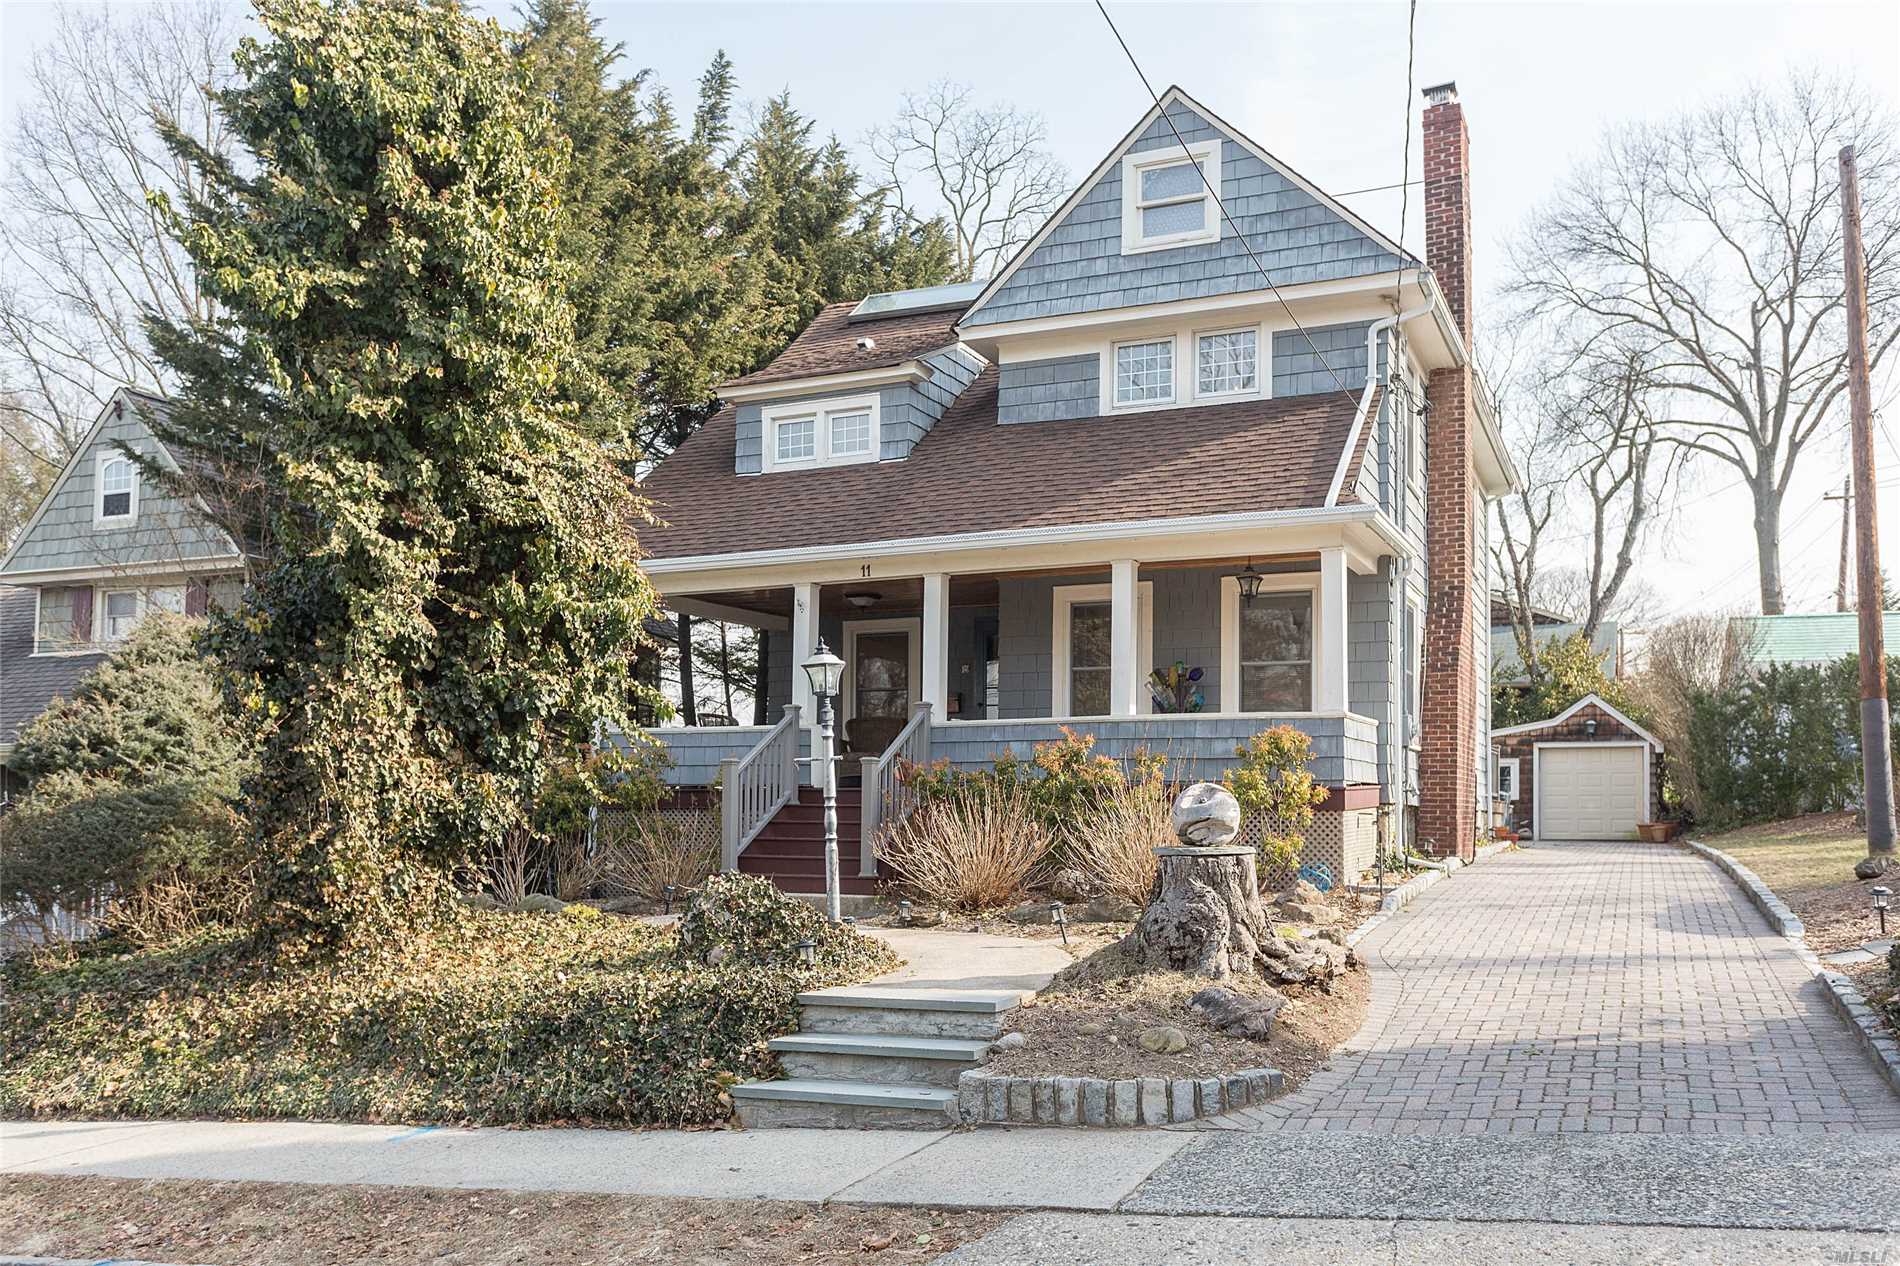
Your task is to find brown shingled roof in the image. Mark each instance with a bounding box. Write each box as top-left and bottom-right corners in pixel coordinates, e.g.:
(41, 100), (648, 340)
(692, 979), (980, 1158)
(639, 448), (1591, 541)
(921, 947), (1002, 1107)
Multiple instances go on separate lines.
(640, 368), (1373, 560)
(722, 301), (965, 389)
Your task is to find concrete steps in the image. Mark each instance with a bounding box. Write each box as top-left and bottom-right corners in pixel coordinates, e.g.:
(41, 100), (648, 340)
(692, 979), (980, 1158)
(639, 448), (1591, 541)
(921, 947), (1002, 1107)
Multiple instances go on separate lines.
(735, 986), (1028, 1129)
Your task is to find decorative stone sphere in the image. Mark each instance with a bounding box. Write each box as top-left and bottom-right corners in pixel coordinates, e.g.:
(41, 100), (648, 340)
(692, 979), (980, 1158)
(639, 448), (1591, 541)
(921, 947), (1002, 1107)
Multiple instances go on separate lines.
(1170, 782), (1241, 848)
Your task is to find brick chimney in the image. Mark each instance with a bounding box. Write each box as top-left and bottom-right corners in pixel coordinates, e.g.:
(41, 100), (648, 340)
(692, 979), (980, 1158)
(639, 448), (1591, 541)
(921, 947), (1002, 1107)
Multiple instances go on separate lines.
(1416, 80), (1480, 860)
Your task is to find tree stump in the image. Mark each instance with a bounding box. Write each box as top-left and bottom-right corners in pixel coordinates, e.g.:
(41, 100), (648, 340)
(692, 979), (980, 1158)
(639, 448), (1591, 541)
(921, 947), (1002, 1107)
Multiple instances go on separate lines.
(1123, 846), (1337, 987)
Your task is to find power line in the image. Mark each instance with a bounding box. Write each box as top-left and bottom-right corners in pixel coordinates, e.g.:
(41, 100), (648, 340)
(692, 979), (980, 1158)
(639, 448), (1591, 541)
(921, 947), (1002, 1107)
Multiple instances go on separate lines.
(1091, 0), (1388, 413)
(1334, 179), (1425, 199)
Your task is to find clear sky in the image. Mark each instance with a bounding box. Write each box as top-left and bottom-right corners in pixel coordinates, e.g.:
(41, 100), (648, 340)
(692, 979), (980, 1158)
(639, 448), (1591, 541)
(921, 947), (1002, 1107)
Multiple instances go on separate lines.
(5, 0), (1898, 623)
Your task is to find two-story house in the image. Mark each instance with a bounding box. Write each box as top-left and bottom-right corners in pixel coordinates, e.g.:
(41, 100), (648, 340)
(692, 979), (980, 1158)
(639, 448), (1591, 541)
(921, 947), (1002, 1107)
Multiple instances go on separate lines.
(0, 389), (246, 798)
(636, 84), (1517, 893)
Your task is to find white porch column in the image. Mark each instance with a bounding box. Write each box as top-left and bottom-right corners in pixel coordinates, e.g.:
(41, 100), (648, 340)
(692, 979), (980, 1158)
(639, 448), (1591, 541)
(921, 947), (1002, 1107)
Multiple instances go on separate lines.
(1317, 548), (1349, 713)
(1110, 558), (1140, 716)
(922, 572), (950, 721)
(791, 581), (820, 784)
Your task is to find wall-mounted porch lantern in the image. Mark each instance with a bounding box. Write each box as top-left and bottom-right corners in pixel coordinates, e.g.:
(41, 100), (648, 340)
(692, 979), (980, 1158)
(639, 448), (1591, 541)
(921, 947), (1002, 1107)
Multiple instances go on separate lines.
(1583, 718), (1598, 738)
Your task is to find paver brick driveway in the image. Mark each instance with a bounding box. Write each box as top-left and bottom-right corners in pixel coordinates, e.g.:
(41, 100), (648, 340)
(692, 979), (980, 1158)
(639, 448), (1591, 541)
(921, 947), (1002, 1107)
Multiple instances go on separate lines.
(1216, 840), (1900, 1136)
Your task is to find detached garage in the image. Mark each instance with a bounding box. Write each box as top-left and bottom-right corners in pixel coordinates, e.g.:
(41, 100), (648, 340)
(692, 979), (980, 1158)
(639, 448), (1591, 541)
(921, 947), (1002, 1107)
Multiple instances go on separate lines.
(1493, 695), (1665, 841)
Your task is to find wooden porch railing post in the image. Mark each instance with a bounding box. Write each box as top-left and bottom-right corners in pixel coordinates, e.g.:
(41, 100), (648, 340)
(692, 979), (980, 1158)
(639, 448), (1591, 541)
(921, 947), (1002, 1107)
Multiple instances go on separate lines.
(718, 756), (741, 872)
(781, 703), (801, 799)
(860, 755), (882, 877)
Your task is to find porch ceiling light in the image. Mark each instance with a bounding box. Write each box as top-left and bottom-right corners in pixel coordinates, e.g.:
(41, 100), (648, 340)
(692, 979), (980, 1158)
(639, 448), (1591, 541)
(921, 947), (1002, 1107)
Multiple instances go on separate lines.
(803, 640), (845, 699)
(1237, 561), (1264, 605)
(845, 591), (882, 609)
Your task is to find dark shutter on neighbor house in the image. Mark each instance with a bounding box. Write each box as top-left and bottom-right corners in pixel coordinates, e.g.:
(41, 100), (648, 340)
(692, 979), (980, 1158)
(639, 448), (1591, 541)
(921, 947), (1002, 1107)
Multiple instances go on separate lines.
(185, 580), (209, 617)
(70, 586), (94, 643)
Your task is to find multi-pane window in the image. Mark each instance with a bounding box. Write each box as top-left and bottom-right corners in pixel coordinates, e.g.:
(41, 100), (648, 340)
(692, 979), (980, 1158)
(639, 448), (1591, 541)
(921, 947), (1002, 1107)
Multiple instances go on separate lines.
(1122, 140), (1221, 253)
(1067, 601), (1113, 716)
(1114, 339), (1174, 407)
(763, 396), (879, 471)
(103, 590), (139, 642)
(1237, 591), (1313, 711)
(34, 586), (85, 653)
(829, 410), (872, 457)
(98, 455), (135, 521)
(1197, 329), (1258, 397)
(775, 417), (816, 463)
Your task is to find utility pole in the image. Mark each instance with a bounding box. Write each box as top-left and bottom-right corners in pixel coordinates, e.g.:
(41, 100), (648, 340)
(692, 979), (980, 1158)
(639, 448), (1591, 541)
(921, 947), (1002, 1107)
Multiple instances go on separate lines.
(1843, 144), (1896, 878)
(1827, 477), (1852, 612)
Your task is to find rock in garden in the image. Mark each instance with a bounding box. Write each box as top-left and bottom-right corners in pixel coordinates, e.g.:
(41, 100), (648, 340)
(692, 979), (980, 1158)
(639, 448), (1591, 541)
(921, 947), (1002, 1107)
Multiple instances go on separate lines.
(1077, 1021), (1105, 1036)
(1275, 881), (1339, 926)
(1138, 1025), (1189, 1055)
(993, 1032), (1028, 1051)
(511, 894), (566, 914)
(457, 892), (500, 910)
(1047, 868), (1099, 904)
(1005, 902), (1056, 925)
(1171, 783), (1241, 847)
(909, 907), (945, 928)
(1083, 896), (1143, 923)
(1188, 985), (1286, 1041)
(706, 945), (729, 966)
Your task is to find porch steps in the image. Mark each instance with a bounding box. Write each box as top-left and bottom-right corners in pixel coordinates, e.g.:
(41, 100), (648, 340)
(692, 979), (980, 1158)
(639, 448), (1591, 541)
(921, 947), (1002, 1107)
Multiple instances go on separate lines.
(733, 986), (1027, 1129)
(737, 787), (888, 895)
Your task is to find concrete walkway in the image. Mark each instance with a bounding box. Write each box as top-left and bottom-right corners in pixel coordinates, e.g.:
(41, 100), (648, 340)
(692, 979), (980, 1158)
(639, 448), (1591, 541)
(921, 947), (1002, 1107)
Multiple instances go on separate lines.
(1214, 838), (1900, 1135)
(862, 926), (1071, 994)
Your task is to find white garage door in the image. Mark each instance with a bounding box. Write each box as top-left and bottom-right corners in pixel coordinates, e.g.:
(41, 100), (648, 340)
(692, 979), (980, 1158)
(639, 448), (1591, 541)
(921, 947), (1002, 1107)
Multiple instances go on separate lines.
(1539, 745), (1646, 840)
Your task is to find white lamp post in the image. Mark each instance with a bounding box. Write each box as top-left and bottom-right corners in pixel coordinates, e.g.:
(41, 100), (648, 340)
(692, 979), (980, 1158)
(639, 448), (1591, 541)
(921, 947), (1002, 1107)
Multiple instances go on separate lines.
(801, 640), (847, 923)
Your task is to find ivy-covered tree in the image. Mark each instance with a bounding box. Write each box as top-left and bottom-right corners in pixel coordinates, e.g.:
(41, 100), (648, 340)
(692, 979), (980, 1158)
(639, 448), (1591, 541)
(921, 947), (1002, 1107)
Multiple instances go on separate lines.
(150, 0), (659, 945)
(1491, 631), (1641, 731)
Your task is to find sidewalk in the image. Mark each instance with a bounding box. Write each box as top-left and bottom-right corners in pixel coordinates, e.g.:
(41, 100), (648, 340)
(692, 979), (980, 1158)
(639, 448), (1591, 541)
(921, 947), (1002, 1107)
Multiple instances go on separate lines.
(0, 1119), (1192, 1212)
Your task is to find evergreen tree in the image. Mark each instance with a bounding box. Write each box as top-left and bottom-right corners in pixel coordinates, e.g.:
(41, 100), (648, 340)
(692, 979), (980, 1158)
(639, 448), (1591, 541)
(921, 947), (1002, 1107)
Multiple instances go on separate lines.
(150, 0), (658, 945)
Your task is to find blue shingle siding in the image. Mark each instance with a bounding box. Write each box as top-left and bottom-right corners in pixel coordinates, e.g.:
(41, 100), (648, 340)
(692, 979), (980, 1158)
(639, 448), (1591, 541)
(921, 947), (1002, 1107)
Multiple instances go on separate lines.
(962, 101), (1405, 330)
(2, 401), (238, 576)
(1349, 561), (1402, 798)
(1271, 321), (1377, 398)
(997, 354), (1101, 424)
(0, 585), (104, 754)
(645, 725), (812, 787)
(931, 715), (1377, 786)
(732, 346), (980, 472)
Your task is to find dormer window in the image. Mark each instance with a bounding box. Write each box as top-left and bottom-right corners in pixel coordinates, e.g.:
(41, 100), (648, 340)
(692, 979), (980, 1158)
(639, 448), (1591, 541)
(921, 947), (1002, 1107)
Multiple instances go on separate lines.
(1120, 139), (1222, 255)
(761, 394), (881, 472)
(95, 452), (138, 526)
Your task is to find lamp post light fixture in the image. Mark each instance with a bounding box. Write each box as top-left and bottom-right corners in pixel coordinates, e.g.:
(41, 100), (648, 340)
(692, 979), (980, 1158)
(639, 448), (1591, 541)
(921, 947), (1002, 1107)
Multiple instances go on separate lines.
(898, 899), (913, 927)
(662, 884), (677, 915)
(801, 640), (848, 923)
(1875, 886), (1891, 936)
(1051, 900), (1068, 947)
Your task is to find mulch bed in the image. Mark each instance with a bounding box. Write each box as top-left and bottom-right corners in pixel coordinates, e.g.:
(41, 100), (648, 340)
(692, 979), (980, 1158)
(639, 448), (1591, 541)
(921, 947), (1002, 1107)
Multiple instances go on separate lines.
(0, 1174), (1004, 1266)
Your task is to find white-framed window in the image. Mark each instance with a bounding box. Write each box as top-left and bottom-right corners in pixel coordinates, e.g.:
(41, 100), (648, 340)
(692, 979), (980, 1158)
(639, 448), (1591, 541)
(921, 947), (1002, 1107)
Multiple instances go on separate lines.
(1120, 139), (1222, 255)
(1112, 337), (1175, 408)
(1497, 757), (1520, 803)
(1220, 574), (1317, 713)
(102, 589), (140, 641)
(760, 394), (881, 472)
(1195, 326), (1259, 399)
(32, 585), (87, 655)
(1051, 581), (1154, 718)
(95, 451), (138, 526)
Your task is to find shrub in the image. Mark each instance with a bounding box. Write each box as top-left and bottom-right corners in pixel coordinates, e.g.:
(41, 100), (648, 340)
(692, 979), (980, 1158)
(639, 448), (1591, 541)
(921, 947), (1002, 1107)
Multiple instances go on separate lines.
(1225, 726), (1328, 880)
(0, 907), (897, 1127)
(675, 873), (894, 973)
(1, 615), (252, 943)
(1064, 765), (1173, 906)
(879, 777), (1052, 911)
(594, 810), (720, 902)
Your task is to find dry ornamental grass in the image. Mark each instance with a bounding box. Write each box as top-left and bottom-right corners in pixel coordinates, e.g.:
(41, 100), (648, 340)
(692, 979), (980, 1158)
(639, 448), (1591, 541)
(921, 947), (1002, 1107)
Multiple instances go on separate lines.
(877, 779), (1051, 911)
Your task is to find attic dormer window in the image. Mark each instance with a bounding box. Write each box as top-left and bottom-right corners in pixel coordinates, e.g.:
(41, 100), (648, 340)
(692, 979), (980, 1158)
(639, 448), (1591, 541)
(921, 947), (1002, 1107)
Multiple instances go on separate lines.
(1121, 139), (1222, 255)
(96, 452), (137, 526)
(761, 394), (880, 472)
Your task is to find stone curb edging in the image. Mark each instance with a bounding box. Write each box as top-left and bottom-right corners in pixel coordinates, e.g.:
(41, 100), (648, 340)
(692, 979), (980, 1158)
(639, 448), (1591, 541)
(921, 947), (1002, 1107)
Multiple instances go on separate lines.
(956, 1066), (1284, 1127)
(1683, 837), (1900, 1098)
(1472, 838), (1516, 864)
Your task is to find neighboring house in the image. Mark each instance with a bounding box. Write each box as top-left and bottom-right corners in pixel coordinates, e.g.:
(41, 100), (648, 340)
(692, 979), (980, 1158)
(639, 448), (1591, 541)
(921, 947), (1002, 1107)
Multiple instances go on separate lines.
(1728, 611), (1900, 674)
(1489, 594), (1626, 687)
(635, 82), (1518, 890)
(1491, 693), (1664, 841)
(0, 389), (246, 798)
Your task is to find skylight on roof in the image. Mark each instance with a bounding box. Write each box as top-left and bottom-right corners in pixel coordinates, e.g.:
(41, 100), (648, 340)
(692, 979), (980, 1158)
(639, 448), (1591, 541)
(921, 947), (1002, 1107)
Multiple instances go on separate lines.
(848, 278), (988, 322)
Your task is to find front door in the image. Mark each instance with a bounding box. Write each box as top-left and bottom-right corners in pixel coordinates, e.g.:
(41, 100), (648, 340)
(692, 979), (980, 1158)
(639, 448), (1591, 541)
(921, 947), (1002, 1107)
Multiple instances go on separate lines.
(844, 618), (921, 728)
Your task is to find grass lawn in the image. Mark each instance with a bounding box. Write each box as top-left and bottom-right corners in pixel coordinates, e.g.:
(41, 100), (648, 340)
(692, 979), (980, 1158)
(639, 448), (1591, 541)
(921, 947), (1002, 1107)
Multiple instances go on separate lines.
(1700, 812), (1887, 954)
(0, 1174), (1002, 1265)
(0, 881), (896, 1129)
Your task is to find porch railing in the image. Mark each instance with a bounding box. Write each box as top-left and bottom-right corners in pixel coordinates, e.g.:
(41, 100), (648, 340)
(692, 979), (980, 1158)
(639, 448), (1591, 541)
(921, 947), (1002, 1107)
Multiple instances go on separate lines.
(858, 701), (933, 878)
(717, 705), (801, 872)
